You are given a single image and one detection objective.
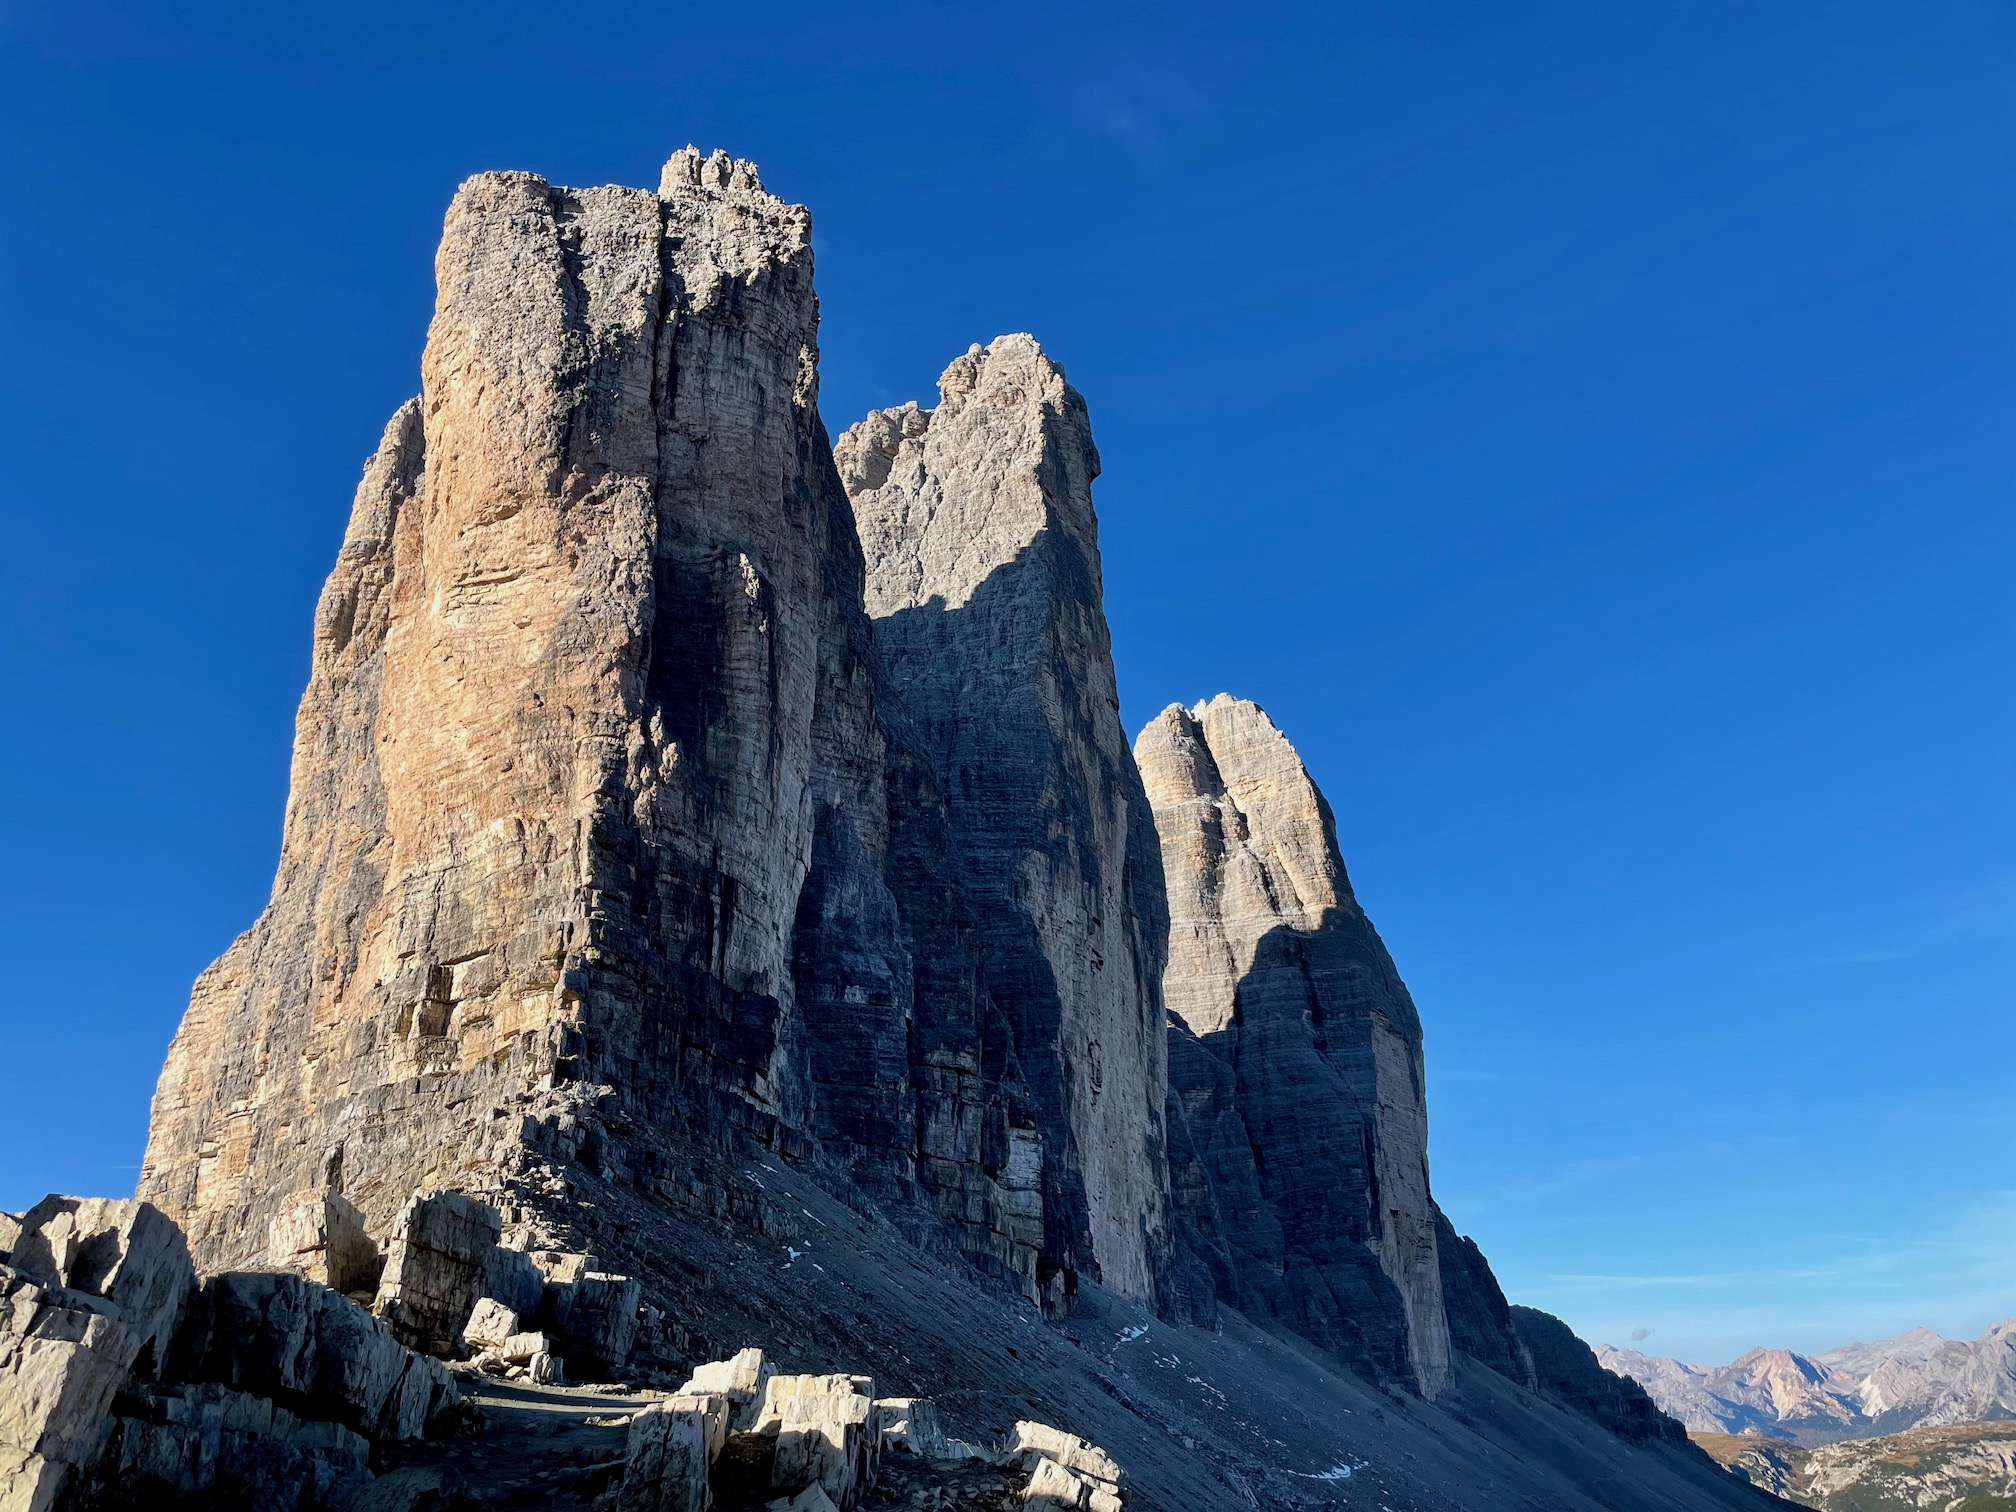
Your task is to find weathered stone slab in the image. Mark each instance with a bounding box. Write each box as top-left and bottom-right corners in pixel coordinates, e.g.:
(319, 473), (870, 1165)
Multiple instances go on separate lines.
(614, 1398), (712, 1512)
(372, 1191), (502, 1348)
(1008, 1420), (1123, 1487)
(549, 1271), (640, 1374)
(6, 1197), (193, 1370)
(0, 1267), (143, 1512)
(188, 1270), (457, 1441)
(462, 1297), (518, 1351)
(104, 1381), (371, 1511)
(871, 1396), (946, 1460)
(266, 1188), (381, 1297)
(760, 1373), (877, 1508)
(681, 1347), (773, 1431)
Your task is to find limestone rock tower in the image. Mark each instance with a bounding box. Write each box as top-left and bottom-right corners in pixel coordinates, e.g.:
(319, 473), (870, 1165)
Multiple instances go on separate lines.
(1135, 695), (1453, 1396)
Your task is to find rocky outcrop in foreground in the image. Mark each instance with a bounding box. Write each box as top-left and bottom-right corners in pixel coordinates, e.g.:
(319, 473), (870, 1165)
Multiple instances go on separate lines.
(0, 1191), (1130, 1512)
(1, 1195), (456, 1512)
(18, 146), (1802, 1512)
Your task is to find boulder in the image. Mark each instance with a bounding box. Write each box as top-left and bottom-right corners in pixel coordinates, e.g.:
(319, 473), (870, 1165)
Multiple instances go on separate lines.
(5, 1196), (193, 1371)
(871, 1397), (947, 1460)
(1010, 1422), (1124, 1510)
(372, 1191), (502, 1349)
(0, 1266), (143, 1512)
(549, 1271), (640, 1374)
(500, 1330), (549, 1366)
(462, 1297), (518, 1352)
(527, 1250), (597, 1288)
(483, 1245), (544, 1321)
(666, 1391), (730, 1463)
(266, 1189), (382, 1297)
(680, 1347), (774, 1431)
(614, 1397), (714, 1512)
(1023, 1453), (1102, 1511)
(1007, 1421), (1123, 1487)
(100, 1380), (372, 1511)
(188, 1270), (458, 1441)
(761, 1374), (878, 1509)
(683, 1347), (771, 1428)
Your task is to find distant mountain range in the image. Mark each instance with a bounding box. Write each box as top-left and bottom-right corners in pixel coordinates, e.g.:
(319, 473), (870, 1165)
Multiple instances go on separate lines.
(1693, 1420), (2016, 1510)
(1598, 1322), (2016, 1445)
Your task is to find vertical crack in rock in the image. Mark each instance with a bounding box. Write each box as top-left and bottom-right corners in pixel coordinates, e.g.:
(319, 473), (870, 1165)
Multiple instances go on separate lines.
(1134, 695), (1454, 1396)
(837, 337), (1172, 1310)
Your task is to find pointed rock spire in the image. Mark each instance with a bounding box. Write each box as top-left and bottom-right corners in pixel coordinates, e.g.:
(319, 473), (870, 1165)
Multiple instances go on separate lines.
(839, 335), (1172, 1309)
(1136, 694), (1452, 1396)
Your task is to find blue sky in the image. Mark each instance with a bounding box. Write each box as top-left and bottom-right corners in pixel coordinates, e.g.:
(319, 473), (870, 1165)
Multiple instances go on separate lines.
(1, 1), (2009, 1367)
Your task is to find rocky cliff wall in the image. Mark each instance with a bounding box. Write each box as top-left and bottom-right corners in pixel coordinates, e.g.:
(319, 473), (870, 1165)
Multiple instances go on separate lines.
(1135, 696), (1452, 1395)
(835, 337), (1172, 1309)
(142, 151), (923, 1273)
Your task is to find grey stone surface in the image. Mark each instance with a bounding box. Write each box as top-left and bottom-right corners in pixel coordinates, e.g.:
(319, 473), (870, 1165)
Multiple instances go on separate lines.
(838, 335), (1173, 1312)
(372, 1190), (508, 1349)
(0, 1266), (142, 1512)
(182, 1269), (459, 1441)
(99, 1381), (373, 1511)
(616, 1397), (714, 1512)
(1135, 696), (1451, 1395)
(5, 1198), (193, 1373)
(761, 1373), (878, 1508)
(267, 1188), (382, 1298)
(549, 1271), (641, 1374)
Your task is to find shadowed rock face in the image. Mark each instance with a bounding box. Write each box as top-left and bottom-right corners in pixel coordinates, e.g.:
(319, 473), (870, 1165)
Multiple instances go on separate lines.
(836, 337), (1173, 1309)
(1135, 696), (1452, 1396)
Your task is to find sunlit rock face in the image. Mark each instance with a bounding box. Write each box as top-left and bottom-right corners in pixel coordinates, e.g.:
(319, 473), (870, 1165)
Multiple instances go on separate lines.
(837, 336), (1173, 1310)
(140, 150), (927, 1270)
(1135, 695), (1452, 1396)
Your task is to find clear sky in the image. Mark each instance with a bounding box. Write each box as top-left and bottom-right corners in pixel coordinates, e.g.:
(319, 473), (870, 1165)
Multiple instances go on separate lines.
(2, 1), (2009, 1368)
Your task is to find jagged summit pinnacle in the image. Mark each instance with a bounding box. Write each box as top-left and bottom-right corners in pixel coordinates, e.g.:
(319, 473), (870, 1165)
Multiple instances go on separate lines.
(839, 334), (1168, 1310)
(657, 144), (768, 197)
(1136, 693), (1451, 1394)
